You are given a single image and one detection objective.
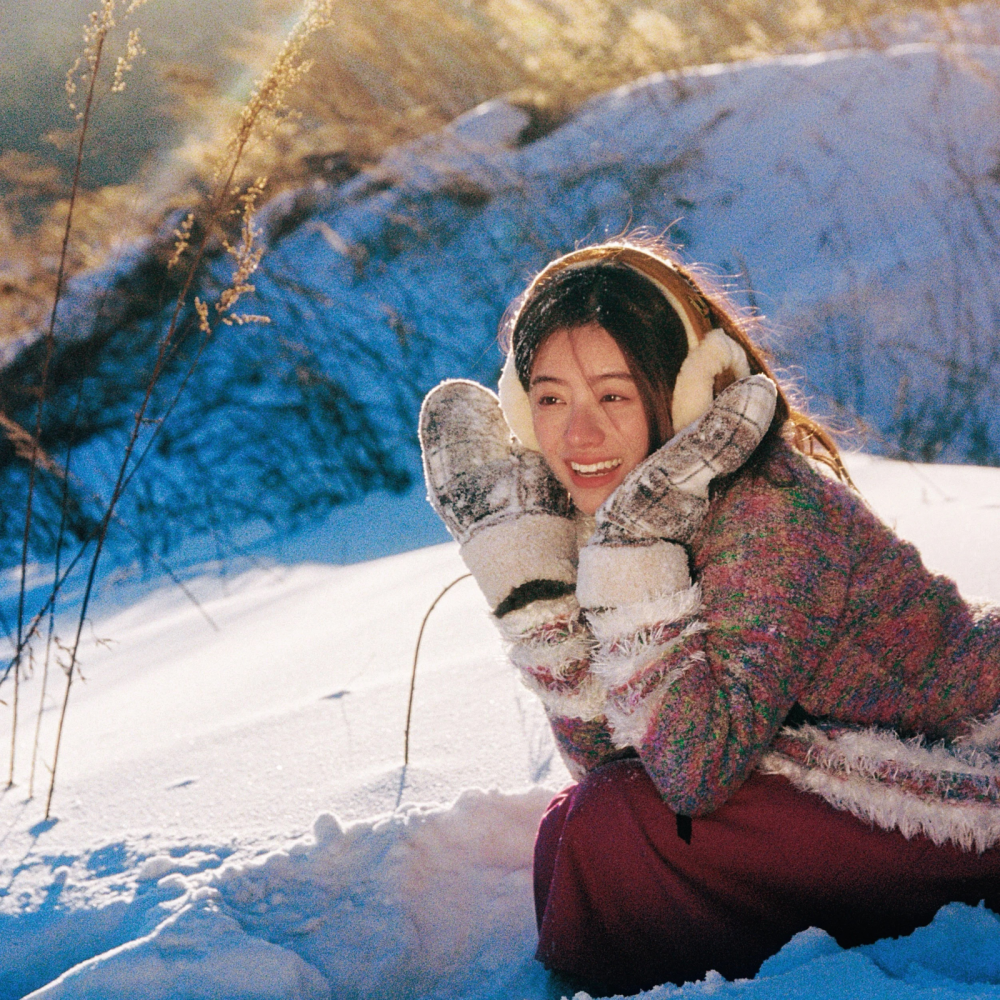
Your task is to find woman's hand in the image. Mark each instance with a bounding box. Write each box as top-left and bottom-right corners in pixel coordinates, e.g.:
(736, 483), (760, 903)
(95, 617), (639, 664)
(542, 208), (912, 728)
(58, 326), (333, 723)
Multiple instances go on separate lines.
(594, 374), (777, 547)
(419, 379), (577, 616)
(420, 379), (604, 722)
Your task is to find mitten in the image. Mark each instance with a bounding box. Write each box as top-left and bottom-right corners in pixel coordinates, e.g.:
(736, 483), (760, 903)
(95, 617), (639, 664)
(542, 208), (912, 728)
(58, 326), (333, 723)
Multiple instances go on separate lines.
(577, 375), (777, 745)
(419, 380), (602, 719)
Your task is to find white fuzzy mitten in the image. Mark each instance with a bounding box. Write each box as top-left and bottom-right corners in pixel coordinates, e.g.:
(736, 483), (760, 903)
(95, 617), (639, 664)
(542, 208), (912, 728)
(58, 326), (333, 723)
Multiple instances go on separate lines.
(419, 380), (602, 719)
(578, 375), (778, 745)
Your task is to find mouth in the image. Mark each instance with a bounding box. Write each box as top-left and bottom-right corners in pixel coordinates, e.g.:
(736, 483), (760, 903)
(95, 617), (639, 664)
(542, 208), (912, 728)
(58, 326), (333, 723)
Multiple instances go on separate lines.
(568, 458), (622, 478)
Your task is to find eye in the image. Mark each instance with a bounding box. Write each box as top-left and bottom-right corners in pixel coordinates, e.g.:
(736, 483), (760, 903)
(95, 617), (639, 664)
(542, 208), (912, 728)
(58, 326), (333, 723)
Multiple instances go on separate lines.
(600, 391), (629, 403)
(535, 393), (562, 406)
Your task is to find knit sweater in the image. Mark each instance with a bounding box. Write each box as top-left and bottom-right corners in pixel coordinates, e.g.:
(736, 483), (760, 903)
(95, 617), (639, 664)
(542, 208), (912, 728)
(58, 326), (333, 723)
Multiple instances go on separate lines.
(546, 438), (1000, 826)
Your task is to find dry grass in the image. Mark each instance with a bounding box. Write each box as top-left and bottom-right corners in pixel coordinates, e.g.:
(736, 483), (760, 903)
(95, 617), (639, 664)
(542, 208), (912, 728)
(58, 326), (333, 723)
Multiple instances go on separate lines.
(0, 0), (977, 352)
(0, 166), (150, 345)
(1, 0), (337, 815)
(195, 0), (966, 192)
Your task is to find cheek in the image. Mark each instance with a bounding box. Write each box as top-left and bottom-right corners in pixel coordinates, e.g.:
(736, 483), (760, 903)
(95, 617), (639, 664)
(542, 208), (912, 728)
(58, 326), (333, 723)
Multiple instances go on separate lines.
(609, 405), (652, 469)
(533, 413), (560, 452)
(530, 406), (571, 476)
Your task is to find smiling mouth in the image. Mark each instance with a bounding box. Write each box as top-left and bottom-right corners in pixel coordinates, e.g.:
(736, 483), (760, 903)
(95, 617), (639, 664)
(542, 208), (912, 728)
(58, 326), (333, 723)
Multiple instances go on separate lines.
(569, 458), (622, 477)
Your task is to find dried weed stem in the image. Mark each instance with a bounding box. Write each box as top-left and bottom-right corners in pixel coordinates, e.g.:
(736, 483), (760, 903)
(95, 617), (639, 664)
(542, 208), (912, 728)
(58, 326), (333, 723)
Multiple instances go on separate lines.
(9, 0), (118, 789)
(32, 0), (334, 818)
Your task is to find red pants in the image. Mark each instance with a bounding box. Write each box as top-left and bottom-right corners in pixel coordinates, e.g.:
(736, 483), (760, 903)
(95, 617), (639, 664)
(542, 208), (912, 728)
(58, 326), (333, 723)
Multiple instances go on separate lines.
(534, 759), (1000, 996)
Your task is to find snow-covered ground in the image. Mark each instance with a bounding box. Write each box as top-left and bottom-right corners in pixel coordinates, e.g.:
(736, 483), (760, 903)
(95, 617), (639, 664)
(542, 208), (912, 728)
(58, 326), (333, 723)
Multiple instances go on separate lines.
(2, 453), (1000, 999)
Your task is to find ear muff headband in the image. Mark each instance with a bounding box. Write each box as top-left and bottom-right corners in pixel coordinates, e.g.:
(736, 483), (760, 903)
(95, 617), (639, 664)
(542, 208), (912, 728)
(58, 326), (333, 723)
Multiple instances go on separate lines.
(498, 246), (750, 449)
(518, 246), (710, 354)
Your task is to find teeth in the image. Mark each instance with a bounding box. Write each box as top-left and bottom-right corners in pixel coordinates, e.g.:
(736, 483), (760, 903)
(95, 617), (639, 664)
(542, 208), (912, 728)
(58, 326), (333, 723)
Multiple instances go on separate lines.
(570, 459), (622, 475)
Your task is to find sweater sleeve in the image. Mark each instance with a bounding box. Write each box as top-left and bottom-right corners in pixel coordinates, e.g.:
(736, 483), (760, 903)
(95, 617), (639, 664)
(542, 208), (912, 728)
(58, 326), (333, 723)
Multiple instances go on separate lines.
(546, 713), (638, 779)
(496, 600), (632, 777)
(594, 453), (854, 816)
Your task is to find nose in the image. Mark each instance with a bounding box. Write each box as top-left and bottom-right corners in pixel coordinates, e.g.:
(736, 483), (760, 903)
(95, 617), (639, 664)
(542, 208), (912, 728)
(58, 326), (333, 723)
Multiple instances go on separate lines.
(564, 399), (605, 449)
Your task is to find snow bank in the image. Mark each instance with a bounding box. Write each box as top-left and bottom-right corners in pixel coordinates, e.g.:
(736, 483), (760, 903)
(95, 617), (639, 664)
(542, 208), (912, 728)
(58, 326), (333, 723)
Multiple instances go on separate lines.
(15, 825), (1000, 1000)
(27, 903), (331, 1000)
(13, 789), (552, 1000)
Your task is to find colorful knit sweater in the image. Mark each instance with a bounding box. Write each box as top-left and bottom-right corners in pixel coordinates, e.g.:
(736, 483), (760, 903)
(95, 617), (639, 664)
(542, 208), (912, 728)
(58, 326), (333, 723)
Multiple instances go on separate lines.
(544, 439), (1000, 831)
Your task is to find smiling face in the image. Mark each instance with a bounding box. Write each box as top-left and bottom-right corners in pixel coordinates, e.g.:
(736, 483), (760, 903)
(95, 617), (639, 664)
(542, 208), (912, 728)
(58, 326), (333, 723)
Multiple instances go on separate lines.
(529, 323), (661, 515)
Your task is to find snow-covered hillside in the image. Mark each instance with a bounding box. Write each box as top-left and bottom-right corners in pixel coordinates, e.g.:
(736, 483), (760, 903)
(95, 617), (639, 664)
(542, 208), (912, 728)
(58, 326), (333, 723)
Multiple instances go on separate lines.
(4, 43), (1000, 581)
(2, 454), (1000, 999)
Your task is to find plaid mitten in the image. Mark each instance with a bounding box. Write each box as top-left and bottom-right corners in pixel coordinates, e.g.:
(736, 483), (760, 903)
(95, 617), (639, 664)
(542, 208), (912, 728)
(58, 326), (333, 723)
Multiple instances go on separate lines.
(419, 379), (602, 719)
(577, 375), (777, 745)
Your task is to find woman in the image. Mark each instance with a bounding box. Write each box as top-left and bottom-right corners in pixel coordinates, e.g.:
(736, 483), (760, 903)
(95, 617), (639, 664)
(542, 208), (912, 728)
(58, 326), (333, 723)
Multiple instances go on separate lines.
(418, 239), (1000, 996)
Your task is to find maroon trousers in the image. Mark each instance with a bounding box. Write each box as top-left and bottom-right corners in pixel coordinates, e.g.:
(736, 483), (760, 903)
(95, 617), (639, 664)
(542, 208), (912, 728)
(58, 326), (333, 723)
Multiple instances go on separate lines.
(534, 759), (1000, 996)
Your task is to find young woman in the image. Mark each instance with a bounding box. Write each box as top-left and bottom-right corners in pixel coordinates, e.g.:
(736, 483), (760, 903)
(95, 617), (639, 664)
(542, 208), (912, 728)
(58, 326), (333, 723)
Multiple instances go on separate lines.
(418, 239), (1000, 996)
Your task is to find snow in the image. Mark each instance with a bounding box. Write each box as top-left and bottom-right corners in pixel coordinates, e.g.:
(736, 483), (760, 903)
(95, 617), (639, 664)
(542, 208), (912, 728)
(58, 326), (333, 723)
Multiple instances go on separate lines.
(3, 454), (1000, 999)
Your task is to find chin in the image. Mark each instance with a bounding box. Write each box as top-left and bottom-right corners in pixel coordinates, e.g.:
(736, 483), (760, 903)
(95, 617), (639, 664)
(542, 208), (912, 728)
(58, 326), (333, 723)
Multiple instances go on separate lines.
(568, 487), (613, 516)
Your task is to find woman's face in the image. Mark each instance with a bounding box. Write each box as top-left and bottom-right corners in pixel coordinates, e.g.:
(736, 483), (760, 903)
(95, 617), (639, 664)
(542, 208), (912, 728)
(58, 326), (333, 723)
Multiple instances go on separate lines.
(529, 323), (654, 515)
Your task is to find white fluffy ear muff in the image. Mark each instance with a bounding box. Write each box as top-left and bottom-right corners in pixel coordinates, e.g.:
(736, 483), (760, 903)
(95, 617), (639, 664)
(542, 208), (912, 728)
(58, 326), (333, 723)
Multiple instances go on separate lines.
(498, 350), (540, 451)
(671, 328), (751, 433)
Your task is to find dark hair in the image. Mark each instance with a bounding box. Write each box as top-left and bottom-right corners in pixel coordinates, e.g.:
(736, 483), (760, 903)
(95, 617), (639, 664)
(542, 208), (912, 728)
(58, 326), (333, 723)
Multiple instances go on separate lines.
(511, 262), (686, 449)
(501, 237), (851, 483)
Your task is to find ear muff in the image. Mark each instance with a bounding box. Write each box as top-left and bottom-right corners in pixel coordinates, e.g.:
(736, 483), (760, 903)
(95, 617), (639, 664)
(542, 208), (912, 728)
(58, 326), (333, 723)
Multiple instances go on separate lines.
(670, 328), (751, 433)
(498, 350), (540, 451)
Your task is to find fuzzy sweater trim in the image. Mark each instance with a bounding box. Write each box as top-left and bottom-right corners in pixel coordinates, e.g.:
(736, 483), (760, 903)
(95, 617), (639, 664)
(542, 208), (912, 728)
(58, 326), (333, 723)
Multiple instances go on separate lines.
(762, 722), (1000, 852)
(497, 597), (606, 721)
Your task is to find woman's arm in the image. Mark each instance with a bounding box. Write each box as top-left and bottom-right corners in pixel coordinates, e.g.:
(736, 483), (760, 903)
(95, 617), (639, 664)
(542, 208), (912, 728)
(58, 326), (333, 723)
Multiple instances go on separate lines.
(539, 376), (805, 796)
(600, 455), (854, 815)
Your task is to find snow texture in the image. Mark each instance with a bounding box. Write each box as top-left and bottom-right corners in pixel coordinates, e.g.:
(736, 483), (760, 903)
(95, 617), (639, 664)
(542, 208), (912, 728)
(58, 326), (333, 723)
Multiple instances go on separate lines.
(2, 453), (1000, 999)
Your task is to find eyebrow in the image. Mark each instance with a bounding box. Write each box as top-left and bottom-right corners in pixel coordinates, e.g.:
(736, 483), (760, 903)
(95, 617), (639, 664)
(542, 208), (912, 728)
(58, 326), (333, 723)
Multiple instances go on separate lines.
(530, 371), (635, 387)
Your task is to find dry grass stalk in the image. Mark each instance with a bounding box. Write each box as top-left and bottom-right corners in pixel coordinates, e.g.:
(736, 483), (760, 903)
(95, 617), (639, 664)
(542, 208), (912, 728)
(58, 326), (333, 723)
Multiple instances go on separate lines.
(22, 0), (336, 819)
(8, 0), (125, 790)
(0, 415), (66, 481)
(217, 178), (267, 320)
(168, 212), (196, 269)
(112, 29), (147, 93)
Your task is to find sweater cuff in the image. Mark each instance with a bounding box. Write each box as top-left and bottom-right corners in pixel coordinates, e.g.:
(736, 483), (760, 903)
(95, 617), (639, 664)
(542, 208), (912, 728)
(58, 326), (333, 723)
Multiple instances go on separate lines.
(576, 541), (690, 609)
(496, 596), (605, 721)
(588, 583), (704, 749)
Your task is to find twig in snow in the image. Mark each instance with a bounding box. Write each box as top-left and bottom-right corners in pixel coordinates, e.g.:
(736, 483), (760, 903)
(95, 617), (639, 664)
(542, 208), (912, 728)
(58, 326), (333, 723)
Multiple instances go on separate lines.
(403, 573), (471, 767)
